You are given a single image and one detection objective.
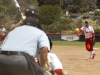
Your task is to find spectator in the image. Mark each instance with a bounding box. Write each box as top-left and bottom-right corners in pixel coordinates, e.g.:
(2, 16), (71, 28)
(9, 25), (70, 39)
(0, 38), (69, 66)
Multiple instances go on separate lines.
(0, 25), (7, 41)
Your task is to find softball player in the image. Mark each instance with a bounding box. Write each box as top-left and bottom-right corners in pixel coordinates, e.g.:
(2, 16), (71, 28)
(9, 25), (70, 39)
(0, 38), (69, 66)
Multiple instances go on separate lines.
(37, 52), (67, 75)
(48, 53), (63, 75)
(36, 36), (67, 75)
(77, 21), (96, 60)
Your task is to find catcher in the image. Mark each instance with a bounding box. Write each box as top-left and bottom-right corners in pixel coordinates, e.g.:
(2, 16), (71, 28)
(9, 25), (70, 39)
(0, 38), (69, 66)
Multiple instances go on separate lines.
(36, 38), (68, 75)
(38, 52), (68, 75)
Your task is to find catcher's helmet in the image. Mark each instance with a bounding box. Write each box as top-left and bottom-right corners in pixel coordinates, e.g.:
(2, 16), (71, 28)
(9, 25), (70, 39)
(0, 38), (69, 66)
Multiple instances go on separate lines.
(25, 5), (39, 18)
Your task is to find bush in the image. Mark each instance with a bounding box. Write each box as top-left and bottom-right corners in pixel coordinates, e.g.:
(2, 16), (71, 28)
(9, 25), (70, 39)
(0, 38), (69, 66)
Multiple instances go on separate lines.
(91, 16), (97, 21)
(41, 16), (83, 33)
(6, 4), (16, 13)
(94, 11), (100, 16)
(94, 28), (100, 34)
(79, 7), (88, 13)
(39, 5), (61, 25)
(42, 22), (62, 33)
(41, 15), (74, 33)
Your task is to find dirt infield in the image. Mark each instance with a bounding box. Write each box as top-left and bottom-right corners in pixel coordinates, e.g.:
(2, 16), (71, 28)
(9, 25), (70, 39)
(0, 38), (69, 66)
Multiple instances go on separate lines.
(51, 46), (100, 75)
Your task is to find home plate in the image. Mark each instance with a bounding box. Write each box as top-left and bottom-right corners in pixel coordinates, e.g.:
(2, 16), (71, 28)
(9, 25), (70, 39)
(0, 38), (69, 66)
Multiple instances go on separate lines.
(94, 48), (99, 50)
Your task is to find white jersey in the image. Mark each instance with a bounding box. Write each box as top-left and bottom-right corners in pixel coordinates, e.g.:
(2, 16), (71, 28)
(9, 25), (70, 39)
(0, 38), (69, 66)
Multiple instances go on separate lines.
(1, 25), (50, 57)
(81, 26), (94, 39)
(48, 53), (63, 70)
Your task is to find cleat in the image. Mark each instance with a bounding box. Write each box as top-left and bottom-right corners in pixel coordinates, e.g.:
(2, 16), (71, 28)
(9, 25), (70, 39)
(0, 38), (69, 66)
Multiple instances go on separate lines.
(89, 53), (96, 60)
(91, 53), (96, 59)
(88, 57), (93, 60)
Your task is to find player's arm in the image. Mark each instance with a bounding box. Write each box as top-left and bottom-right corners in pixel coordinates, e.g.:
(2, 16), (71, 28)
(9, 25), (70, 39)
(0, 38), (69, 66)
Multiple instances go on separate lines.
(92, 33), (95, 38)
(10, 21), (22, 31)
(38, 33), (50, 69)
(91, 26), (95, 38)
(77, 29), (82, 36)
(10, 15), (26, 31)
(92, 33), (95, 45)
(39, 47), (48, 68)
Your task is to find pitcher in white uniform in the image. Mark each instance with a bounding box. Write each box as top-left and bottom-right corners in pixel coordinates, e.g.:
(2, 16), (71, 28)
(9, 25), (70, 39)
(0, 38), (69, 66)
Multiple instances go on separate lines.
(77, 21), (96, 60)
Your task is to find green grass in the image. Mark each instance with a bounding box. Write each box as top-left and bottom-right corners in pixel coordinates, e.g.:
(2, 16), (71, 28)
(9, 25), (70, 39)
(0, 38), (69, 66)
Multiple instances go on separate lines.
(52, 41), (100, 47)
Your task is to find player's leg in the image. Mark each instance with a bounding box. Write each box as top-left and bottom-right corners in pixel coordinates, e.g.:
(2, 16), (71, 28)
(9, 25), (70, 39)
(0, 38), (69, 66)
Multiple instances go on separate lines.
(86, 38), (96, 59)
(89, 38), (96, 59)
(85, 39), (90, 51)
(85, 39), (92, 59)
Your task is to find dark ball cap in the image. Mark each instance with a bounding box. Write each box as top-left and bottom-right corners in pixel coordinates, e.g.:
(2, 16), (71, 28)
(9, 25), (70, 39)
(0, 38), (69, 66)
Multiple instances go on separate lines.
(25, 5), (39, 18)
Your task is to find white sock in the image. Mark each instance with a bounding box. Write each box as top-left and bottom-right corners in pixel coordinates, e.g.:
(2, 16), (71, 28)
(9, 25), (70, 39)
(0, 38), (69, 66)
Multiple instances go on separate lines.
(90, 51), (94, 58)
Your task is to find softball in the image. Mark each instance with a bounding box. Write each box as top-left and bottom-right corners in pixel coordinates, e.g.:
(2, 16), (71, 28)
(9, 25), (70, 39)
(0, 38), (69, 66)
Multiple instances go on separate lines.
(75, 28), (79, 32)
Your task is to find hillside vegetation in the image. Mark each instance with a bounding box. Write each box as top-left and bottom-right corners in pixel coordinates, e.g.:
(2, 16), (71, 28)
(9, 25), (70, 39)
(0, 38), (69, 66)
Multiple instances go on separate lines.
(0, 0), (100, 34)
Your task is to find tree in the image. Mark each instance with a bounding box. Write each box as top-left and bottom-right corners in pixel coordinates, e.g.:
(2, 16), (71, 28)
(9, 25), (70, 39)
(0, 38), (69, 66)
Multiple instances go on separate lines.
(37, 0), (60, 6)
(0, 0), (6, 12)
(61, 0), (98, 13)
(3, 0), (11, 5)
(0, 0), (3, 5)
(39, 5), (61, 25)
(85, 0), (97, 10)
(97, 0), (100, 8)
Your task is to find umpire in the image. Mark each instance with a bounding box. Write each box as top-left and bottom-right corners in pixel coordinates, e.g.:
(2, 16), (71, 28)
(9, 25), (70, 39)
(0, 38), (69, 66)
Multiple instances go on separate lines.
(0, 6), (50, 75)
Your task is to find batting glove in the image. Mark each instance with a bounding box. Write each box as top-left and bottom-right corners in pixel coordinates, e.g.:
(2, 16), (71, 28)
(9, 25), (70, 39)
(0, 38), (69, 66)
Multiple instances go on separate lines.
(19, 14), (26, 24)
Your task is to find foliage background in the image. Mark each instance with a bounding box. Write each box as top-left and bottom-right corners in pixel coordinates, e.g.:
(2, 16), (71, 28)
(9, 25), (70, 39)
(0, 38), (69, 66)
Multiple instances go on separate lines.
(0, 0), (100, 34)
